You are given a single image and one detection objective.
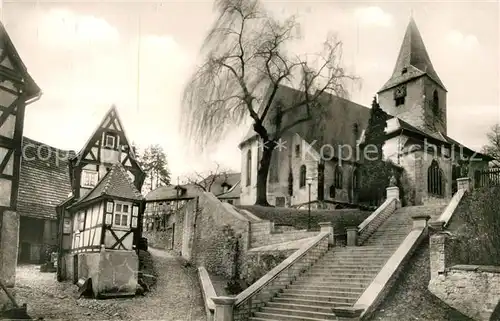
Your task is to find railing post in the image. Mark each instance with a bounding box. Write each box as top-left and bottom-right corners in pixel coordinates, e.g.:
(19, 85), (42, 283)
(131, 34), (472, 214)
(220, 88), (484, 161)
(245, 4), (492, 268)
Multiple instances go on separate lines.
(457, 177), (471, 192)
(318, 222), (334, 246)
(212, 296), (236, 321)
(346, 227), (358, 246)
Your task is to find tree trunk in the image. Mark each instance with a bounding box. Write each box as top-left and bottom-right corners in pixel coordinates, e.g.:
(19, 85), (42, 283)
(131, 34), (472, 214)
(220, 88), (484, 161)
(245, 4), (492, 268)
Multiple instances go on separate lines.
(254, 140), (275, 206)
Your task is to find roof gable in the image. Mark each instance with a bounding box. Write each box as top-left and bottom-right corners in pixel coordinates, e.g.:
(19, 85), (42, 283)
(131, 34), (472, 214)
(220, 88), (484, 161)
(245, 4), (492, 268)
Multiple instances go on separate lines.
(0, 22), (41, 100)
(71, 162), (143, 207)
(379, 17), (446, 92)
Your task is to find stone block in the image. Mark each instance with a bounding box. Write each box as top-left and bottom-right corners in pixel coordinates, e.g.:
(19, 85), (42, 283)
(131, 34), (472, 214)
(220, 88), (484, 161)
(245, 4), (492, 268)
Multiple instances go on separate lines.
(1, 210), (19, 287)
(386, 186), (400, 200)
(411, 214), (431, 229)
(346, 227), (358, 246)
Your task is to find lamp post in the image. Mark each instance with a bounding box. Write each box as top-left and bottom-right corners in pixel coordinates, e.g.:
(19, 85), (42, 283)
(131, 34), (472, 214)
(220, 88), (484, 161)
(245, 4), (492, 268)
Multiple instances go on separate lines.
(307, 177), (313, 230)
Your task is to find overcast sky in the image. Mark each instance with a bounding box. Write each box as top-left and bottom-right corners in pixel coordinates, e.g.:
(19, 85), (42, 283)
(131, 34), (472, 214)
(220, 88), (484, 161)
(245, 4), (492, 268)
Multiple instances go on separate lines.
(2, 0), (498, 179)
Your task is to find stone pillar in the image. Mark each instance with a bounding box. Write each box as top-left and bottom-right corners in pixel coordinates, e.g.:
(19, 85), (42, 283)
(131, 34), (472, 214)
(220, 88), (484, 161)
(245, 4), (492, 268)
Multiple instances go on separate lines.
(346, 227), (358, 246)
(386, 186), (400, 200)
(429, 230), (453, 280)
(318, 221), (334, 246)
(0, 210), (20, 311)
(412, 214), (431, 229)
(212, 296), (236, 321)
(457, 177), (471, 192)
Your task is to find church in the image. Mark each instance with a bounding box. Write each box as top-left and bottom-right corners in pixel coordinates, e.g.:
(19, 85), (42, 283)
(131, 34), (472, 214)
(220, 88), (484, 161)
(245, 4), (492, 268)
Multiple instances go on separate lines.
(238, 17), (491, 207)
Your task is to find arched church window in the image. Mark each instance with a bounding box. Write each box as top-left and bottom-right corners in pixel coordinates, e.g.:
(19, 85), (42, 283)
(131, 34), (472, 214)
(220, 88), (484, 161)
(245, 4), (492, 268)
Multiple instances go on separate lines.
(474, 170), (481, 188)
(353, 123), (359, 141)
(329, 185), (336, 198)
(299, 165), (306, 188)
(246, 150), (251, 186)
(428, 160), (444, 196)
(432, 90), (439, 114)
(334, 165), (343, 189)
(353, 168), (360, 190)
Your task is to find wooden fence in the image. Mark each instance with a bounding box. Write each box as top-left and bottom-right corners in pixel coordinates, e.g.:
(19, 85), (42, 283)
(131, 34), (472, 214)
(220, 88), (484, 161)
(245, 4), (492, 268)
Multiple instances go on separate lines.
(474, 167), (500, 188)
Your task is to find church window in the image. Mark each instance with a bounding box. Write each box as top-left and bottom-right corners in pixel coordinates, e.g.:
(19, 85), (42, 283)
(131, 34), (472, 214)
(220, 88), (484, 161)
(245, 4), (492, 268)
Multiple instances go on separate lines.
(318, 162), (325, 200)
(394, 84), (406, 107)
(474, 170), (481, 189)
(353, 123), (359, 141)
(295, 144), (301, 157)
(427, 160), (444, 196)
(432, 90), (439, 114)
(353, 168), (360, 190)
(299, 165), (306, 188)
(246, 150), (251, 186)
(334, 165), (343, 189)
(329, 185), (336, 198)
(402, 67), (408, 74)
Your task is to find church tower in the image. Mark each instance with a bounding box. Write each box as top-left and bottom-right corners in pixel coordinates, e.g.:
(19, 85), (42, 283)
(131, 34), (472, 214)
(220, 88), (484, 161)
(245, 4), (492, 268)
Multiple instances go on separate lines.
(377, 17), (447, 135)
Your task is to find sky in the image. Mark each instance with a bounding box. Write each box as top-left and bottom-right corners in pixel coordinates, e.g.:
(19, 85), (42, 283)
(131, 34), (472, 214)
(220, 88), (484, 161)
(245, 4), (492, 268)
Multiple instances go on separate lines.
(1, 0), (499, 180)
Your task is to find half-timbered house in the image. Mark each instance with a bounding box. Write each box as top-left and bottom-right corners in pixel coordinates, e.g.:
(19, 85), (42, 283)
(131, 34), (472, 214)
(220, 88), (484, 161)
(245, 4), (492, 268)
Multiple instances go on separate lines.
(0, 21), (41, 311)
(62, 162), (144, 297)
(56, 105), (146, 290)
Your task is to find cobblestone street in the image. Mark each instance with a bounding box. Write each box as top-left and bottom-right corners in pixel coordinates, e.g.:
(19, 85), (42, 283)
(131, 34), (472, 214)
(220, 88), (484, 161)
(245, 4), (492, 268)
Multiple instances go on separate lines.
(14, 248), (206, 321)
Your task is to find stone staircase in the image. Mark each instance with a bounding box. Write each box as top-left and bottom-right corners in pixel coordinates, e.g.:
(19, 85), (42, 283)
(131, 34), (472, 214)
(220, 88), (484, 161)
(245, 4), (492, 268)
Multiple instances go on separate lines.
(248, 204), (446, 321)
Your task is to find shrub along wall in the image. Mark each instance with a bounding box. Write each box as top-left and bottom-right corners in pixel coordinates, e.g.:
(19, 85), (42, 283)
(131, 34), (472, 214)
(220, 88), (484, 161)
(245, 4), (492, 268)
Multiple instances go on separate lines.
(238, 206), (371, 235)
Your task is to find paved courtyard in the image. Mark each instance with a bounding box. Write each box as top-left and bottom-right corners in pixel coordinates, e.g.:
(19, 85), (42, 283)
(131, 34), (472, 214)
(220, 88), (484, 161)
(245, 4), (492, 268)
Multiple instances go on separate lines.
(15, 248), (206, 321)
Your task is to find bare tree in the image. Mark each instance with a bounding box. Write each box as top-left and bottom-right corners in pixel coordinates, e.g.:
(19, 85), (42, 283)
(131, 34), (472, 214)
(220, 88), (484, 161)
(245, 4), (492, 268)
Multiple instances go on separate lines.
(181, 0), (357, 205)
(482, 124), (500, 162)
(185, 162), (232, 193)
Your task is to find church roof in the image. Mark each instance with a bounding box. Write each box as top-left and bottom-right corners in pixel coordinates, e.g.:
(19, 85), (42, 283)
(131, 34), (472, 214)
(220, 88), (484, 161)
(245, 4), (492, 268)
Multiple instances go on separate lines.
(378, 17), (446, 93)
(70, 162), (143, 209)
(239, 84), (371, 161)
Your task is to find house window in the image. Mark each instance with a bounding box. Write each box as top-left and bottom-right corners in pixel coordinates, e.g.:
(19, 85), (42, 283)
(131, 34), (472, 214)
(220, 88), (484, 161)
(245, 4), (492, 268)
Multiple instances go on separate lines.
(334, 165), (343, 189)
(299, 165), (306, 188)
(246, 150), (252, 186)
(81, 170), (98, 188)
(114, 202), (130, 227)
(428, 160), (444, 196)
(295, 144), (301, 158)
(288, 171), (293, 196)
(104, 133), (116, 148)
(432, 90), (439, 114)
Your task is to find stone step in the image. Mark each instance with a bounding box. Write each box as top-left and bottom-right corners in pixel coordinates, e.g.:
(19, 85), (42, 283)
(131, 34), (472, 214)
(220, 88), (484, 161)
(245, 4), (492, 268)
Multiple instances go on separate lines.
(259, 307), (337, 320)
(292, 281), (366, 290)
(266, 302), (335, 314)
(309, 266), (381, 272)
(279, 293), (358, 304)
(282, 288), (361, 299)
(252, 311), (334, 321)
(306, 270), (378, 278)
(272, 297), (351, 308)
(287, 284), (365, 293)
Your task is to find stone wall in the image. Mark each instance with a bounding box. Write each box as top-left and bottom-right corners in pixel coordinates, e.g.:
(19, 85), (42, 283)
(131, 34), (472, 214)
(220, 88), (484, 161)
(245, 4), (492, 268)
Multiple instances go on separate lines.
(240, 250), (294, 285)
(249, 220), (317, 248)
(428, 231), (500, 321)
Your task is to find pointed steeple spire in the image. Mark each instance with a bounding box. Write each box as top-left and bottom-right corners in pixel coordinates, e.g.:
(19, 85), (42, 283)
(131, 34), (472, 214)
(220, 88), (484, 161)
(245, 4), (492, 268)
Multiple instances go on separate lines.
(378, 17), (446, 93)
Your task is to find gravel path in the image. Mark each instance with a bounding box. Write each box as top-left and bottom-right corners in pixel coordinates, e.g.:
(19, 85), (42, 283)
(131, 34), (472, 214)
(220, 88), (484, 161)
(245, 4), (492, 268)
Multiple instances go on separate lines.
(14, 248), (206, 321)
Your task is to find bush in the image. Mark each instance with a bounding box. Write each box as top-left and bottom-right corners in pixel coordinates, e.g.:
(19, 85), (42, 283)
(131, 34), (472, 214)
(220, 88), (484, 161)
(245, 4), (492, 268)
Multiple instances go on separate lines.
(448, 186), (500, 266)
